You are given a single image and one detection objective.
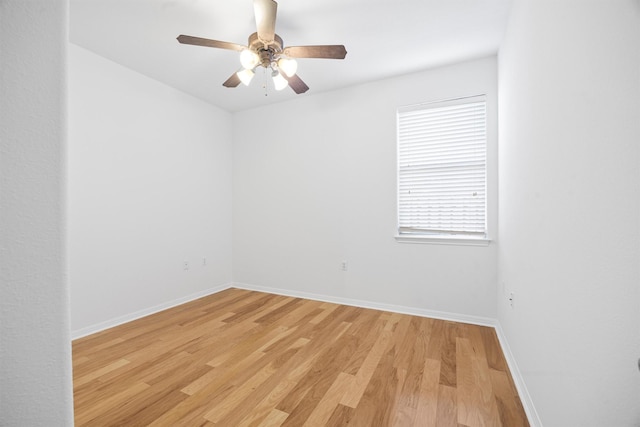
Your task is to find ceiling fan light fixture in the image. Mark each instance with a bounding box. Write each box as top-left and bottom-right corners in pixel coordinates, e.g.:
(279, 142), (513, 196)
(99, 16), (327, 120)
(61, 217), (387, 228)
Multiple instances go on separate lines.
(240, 49), (260, 70)
(277, 57), (297, 77)
(177, 0), (347, 95)
(272, 70), (288, 91)
(237, 68), (255, 86)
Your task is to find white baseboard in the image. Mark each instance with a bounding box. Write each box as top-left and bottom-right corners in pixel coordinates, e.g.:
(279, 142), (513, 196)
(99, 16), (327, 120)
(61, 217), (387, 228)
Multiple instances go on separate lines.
(494, 322), (542, 427)
(71, 282), (233, 340)
(232, 282), (497, 327)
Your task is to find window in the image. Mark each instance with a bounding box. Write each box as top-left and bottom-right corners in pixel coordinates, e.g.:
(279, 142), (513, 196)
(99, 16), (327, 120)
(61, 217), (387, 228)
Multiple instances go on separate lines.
(396, 95), (488, 244)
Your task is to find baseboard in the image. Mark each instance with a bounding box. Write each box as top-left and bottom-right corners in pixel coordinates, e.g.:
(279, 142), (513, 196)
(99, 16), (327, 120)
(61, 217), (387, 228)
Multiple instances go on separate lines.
(71, 282), (233, 340)
(494, 322), (542, 427)
(232, 282), (497, 327)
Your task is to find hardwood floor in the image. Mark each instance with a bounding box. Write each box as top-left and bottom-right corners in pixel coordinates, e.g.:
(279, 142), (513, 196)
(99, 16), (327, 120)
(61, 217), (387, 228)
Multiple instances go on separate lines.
(72, 288), (529, 426)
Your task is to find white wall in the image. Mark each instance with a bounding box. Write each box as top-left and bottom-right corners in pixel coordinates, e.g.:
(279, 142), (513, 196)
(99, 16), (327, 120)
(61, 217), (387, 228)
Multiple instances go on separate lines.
(68, 44), (233, 335)
(233, 57), (498, 319)
(498, 1), (640, 425)
(0, 0), (74, 424)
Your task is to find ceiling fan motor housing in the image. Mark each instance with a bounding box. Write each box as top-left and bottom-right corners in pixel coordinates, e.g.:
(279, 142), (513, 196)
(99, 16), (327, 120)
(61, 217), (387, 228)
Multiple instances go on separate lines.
(249, 32), (283, 67)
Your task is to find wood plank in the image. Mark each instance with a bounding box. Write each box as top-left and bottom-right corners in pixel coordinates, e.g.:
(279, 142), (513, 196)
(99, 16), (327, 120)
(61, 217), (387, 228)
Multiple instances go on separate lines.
(479, 326), (508, 371)
(278, 332), (359, 425)
(392, 317), (433, 425)
(339, 328), (393, 408)
(73, 358), (130, 387)
(489, 368), (530, 427)
(74, 381), (150, 425)
(439, 321), (459, 387)
(302, 372), (353, 426)
(341, 313), (386, 375)
(221, 321), (354, 427)
(436, 385), (458, 427)
(257, 408), (290, 427)
(73, 289), (529, 426)
(203, 355), (283, 423)
(325, 404), (355, 426)
(415, 358), (441, 426)
(353, 346), (401, 426)
(456, 337), (501, 427)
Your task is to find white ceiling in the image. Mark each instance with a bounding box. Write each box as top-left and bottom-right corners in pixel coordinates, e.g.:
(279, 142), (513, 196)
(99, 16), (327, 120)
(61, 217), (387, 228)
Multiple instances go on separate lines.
(70, 0), (512, 112)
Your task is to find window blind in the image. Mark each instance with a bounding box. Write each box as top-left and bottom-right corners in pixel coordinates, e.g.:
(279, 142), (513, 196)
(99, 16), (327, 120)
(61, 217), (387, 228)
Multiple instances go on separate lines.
(397, 95), (487, 237)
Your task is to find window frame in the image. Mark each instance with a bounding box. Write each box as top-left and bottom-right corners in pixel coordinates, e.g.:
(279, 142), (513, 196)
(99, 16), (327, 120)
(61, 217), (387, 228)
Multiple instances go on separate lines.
(395, 94), (491, 246)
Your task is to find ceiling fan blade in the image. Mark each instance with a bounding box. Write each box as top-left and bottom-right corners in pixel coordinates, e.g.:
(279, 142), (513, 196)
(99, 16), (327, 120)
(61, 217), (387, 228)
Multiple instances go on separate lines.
(253, 0), (277, 43)
(283, 45), (347, 59)
(177, 35), (245, 52)
(223, 72), (242, 88)
(283, 73), (309, 94)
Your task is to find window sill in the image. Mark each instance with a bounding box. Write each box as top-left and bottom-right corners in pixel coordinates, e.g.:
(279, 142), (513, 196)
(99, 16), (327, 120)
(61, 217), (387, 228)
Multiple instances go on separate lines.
(394, 234), (491, 246)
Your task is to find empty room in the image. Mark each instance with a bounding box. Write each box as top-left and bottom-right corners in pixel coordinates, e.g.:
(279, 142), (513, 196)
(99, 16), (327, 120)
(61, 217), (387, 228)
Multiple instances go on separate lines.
(1, 0), (639, 426)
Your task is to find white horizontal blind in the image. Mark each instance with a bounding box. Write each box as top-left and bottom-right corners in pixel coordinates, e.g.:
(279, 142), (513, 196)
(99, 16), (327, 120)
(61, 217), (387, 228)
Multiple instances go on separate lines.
(397, 95), (487, 236)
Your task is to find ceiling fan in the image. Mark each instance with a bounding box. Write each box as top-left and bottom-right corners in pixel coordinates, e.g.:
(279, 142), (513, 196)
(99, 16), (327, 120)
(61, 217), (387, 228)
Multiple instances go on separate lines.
(177, 0), (347, 94)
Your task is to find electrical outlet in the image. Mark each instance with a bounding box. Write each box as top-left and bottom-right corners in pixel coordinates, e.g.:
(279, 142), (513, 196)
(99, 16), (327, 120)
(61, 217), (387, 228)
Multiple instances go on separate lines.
(202, 257), (207, 266)
(183, 261), (189, 271)
(508, 292), (515, 308)
(340, 261), (348, 272)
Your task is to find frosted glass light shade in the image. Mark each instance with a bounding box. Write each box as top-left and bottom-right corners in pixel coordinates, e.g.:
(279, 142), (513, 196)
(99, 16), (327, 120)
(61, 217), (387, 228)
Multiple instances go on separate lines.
(237, 68), (255, 86)
(272, 71), (288, 91)
(240, 49), (259, 70)
(277, 58), (298, 77)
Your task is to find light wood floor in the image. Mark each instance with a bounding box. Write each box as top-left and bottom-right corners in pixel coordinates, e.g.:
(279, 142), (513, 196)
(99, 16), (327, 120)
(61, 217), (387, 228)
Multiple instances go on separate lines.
(73, 288), (529, 426)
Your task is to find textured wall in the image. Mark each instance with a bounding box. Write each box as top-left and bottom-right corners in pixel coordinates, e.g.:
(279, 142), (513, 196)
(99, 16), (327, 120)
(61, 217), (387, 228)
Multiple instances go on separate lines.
(0, 0), (74, 424)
